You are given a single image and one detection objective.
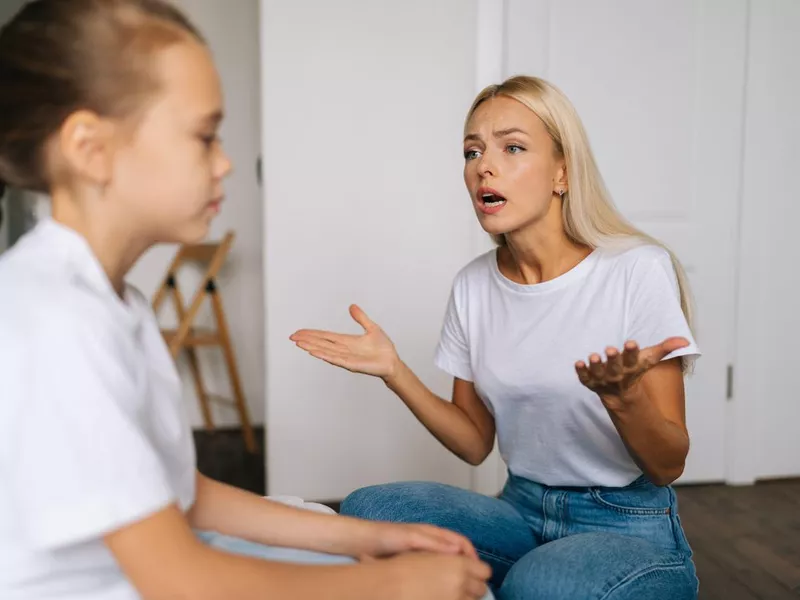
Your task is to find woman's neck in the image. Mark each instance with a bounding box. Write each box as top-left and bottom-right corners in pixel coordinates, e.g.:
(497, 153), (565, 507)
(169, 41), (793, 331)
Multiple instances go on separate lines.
(500, 220), (592, 285)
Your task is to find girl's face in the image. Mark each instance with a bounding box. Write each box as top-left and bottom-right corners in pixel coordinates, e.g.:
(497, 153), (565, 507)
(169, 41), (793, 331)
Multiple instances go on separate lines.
(463, 96), (566, 238)
(109, 40), (232, 245)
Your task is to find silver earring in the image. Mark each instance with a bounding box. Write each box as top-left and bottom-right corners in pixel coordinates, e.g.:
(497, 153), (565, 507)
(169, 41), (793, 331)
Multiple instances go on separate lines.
(556, 189), (565, 197)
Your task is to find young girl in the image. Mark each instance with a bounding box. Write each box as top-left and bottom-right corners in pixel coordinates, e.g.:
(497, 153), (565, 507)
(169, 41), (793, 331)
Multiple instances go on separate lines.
(291, 76), (701, 600)
(0, 1), (493, 599)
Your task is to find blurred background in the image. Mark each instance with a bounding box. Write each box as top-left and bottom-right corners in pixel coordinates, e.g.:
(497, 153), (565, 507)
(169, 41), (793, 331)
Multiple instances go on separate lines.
(1, 1), (797, 598)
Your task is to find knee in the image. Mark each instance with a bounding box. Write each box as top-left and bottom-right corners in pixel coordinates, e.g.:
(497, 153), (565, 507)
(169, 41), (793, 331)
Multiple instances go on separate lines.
(499, 533), (696, 600)
(340, 485), (393, 520)
(340, 481), (454, 523)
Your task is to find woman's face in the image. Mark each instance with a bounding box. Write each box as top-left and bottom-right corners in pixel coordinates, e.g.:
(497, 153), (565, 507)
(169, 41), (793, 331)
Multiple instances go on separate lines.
(463, 95), (566, 238)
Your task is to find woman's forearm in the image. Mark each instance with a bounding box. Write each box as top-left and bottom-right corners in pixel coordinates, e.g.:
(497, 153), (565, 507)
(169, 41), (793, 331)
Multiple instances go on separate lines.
(383, 360), (493, 465)
(188, 474), (378, 557)
(605, 391), (689, 486)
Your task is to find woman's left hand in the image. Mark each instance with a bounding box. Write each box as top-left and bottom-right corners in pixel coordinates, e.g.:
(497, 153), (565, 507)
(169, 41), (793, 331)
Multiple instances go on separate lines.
(575, 337), (689, 407)
(360, 521), (479, 561)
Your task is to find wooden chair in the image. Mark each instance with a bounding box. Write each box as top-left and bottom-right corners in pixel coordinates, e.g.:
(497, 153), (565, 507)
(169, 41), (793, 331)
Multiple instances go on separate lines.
(151, 232), (258, 453)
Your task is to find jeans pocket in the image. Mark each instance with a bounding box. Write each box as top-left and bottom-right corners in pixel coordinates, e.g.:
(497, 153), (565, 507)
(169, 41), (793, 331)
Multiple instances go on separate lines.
(588, 484), (672, 516)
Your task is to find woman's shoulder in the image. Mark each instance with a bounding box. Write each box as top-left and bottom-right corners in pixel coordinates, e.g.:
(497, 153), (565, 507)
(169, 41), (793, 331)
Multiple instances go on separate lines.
(452, 248), (497, 286)
(596, 242), (674, 275)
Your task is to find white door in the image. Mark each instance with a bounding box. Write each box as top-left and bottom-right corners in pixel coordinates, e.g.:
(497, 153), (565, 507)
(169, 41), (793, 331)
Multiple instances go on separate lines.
(473, 0), (748, 494)
(734, 0), (800, 481)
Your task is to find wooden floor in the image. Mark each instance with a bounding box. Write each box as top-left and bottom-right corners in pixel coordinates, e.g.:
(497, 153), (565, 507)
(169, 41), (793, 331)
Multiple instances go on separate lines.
(196, 428), (800, 599)
(677, 480), (800, 599)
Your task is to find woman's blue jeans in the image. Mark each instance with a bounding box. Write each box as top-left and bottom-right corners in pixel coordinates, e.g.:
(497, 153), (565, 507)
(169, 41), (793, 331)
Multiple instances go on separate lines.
(340, 473), (699, 600)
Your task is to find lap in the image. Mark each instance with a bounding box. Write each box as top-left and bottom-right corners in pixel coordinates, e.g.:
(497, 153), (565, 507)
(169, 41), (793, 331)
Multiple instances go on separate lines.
(197, 530), (356, 565)
(341, 481), (537, 588)
(499, 532), (697, 600)
(198, 530), (497, 600)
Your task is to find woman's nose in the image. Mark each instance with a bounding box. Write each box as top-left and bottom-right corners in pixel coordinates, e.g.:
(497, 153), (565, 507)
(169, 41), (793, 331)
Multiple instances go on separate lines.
(477, 150), (496, 178)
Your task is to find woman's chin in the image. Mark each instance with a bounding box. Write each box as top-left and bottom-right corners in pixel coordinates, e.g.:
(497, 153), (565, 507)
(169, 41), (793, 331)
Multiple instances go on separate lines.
(477, 217), (512, 237)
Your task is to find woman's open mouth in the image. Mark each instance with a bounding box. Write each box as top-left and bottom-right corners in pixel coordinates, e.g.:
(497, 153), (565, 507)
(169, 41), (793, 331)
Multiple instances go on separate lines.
(477, 187), (507, 215)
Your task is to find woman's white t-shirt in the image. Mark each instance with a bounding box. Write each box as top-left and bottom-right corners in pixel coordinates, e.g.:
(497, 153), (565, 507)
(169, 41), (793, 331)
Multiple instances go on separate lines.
(0, 219), (196, 600)
(434, 243), (700, 488)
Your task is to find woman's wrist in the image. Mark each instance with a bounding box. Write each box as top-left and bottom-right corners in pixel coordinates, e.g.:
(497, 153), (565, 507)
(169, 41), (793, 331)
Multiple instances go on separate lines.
(382, 356), (406, 388)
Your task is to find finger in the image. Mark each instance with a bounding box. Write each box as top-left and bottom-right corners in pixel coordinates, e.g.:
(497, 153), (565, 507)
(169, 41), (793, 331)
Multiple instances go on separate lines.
(440, 530), (479, 560)
(622, 341), (639, 368)
(408, 531), (462, 555)
(290, 329), (354, 346)
(349, 304), (378, 333)
(294, 338), (340, 354)
(468, 558), (492, 581)
(307, 349), (355, 370)
(605, 347), (623, 380)
(419, 525), (476, 557)
(466, 579), (489, 599)
(588, 353), (605, 379)
(640, 337), (690, 368)
(358, 554), (377, 563)
(575, 361), (592, 387)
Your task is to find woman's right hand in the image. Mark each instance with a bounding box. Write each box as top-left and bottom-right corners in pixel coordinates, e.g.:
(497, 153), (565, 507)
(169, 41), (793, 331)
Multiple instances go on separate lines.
(377, 552), (492, 600)
(290, 305), (401, 379)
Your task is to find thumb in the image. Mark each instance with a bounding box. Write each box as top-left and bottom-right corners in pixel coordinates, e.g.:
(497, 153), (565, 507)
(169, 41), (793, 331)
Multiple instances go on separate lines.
(349, 304), (377, 332)
(645, 336), (690, 364)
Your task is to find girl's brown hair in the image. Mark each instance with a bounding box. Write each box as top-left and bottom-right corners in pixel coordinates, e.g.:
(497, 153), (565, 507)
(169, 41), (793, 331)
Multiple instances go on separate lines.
(0, 0), (204, 197)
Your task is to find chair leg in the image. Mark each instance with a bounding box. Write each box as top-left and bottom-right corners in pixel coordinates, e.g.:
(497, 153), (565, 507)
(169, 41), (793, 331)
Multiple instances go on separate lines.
(186, 347), (215, 430)
(211, 291), (258, 454)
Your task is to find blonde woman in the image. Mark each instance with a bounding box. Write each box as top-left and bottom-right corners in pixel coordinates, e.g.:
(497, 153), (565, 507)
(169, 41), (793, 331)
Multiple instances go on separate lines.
(291, 76), (700, 599)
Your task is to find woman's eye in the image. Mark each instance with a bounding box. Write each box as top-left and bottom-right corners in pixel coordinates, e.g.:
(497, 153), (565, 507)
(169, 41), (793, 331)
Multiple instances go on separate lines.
(507, 144), (525, 154)
(200, 134), (218, 147)
(464, 149), (481, 160)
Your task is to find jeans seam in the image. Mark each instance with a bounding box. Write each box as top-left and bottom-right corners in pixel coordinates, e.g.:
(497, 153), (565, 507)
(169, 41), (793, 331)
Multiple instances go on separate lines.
(477, 548), (518, 567)
(598, 558), (688, 600)
(588, 489), (671, 516)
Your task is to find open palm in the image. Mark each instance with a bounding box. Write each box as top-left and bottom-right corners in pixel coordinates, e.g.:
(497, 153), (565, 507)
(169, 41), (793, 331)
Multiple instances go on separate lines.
(575, 337), (689, 400)
(290, 305), (399, 378)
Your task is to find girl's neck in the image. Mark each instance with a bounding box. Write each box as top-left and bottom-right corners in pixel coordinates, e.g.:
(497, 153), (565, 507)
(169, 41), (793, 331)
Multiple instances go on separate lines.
(51, 191), (148, 298)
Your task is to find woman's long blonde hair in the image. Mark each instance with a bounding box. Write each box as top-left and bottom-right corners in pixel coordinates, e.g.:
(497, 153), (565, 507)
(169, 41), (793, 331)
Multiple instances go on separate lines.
(468, 76), (696, 362)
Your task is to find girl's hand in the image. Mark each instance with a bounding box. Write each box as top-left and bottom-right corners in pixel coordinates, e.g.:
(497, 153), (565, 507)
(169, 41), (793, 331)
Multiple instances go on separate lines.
(290, 305), (400, 379)
(377, 552), (491, 600)
(363, 522), (479, 561)
(575, 337), (689, 408)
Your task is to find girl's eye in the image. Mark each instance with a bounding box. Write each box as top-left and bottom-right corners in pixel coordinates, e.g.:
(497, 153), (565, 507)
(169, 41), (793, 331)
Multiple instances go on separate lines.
(507, 144), (525, 154)
(200, 134), (219, 148)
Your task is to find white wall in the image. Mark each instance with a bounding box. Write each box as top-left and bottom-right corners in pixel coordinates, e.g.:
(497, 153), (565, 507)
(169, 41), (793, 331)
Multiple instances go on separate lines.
(128, 0), (265, 429)
(261, 0), (481, 500)
(733, 0), (800, 481)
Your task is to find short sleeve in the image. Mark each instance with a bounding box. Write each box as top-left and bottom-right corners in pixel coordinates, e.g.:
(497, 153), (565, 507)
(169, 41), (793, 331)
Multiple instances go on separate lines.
(625, 248), (701, 370)
(9, 314), (175, 550)
(434, 281), (473, 382)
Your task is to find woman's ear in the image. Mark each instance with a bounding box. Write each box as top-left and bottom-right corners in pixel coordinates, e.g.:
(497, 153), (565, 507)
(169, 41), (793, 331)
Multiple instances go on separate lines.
(57, 110), (116, 189)
(555, 161), (568, 194)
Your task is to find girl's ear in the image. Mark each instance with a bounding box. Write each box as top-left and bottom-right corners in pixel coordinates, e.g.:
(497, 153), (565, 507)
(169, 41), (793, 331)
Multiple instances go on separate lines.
(57, 110), (117, 189)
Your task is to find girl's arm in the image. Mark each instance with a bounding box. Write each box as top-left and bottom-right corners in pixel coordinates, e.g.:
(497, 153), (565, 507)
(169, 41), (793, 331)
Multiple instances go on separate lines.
(106, 504), (492, 600)
(188, 472), (478, 559)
